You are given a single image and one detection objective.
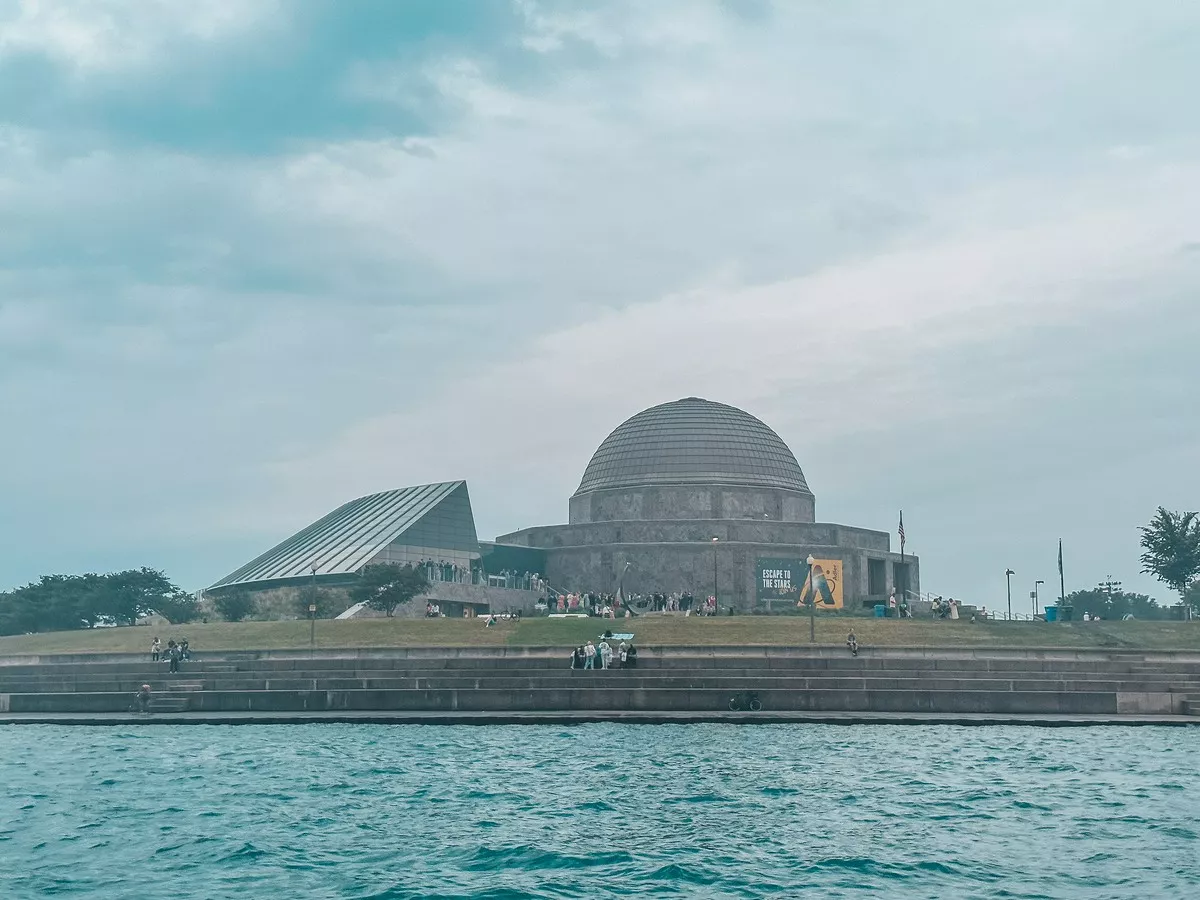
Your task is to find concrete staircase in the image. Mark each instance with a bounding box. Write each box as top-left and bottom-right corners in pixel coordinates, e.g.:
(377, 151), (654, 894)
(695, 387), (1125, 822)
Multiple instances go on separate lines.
(147, 679), (204, 713)
(3, 648), (1200, 718)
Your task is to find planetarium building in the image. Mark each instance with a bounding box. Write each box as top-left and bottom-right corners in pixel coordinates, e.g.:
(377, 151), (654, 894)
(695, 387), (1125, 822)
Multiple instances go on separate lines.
(209, 398), (917, 611)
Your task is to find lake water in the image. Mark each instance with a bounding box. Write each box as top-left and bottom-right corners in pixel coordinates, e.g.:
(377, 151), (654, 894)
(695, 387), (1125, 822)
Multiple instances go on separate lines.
(1, 724), (1197, 898)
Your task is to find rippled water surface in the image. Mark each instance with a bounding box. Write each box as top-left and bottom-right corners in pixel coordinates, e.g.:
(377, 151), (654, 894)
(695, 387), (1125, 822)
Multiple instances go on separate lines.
(2, 724), (1198, 898)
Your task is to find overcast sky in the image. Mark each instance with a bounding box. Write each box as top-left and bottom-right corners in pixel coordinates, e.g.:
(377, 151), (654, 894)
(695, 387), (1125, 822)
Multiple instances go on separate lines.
(1, 1), (1197, 609)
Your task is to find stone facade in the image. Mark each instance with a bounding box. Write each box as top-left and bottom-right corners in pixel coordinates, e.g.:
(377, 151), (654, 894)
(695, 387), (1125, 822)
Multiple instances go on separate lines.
(569, 483), (815, 524)
(496, 520), (918, 610)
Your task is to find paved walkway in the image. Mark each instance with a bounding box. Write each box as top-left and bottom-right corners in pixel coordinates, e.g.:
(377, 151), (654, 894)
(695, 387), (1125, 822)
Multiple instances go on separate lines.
(1, 711), (1195, 726)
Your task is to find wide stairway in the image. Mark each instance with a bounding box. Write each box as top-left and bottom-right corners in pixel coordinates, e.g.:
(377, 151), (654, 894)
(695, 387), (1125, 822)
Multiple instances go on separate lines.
(3, 649), (1200, 718)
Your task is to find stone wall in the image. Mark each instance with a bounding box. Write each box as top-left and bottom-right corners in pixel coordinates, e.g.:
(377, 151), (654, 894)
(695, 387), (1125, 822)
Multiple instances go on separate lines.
(539, 541), (918, 609)
(349, 582), (545, 619)
(568, 483), (815, 524)
(498, 519), (890, 552)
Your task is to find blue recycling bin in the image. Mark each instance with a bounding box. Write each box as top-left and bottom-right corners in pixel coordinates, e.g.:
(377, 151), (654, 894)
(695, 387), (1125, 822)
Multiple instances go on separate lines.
(874, 604), (886, 618)
(1044, 606), (1058, 622)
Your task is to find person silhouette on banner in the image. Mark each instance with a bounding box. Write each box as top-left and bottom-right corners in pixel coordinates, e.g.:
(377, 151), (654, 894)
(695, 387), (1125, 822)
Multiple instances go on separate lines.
(799, 558), (837, 608)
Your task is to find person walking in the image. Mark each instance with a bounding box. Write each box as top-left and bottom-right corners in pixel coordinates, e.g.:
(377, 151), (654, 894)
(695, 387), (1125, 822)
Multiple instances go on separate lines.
(599, 639), (613, 670)
(151, 637), (161, 662)
(168, 642), (181, 674)
(132, 684), (152, 715)
(583, 640), (596, 669)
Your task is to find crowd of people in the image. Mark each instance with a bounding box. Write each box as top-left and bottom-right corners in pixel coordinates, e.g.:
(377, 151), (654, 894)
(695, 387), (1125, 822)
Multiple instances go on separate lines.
(416, 561), (550, 592)
(541, 590), (719, 618)
(570, 635), (638, 669)
(929, 596), (958, 619)
(419, 559), (476, 584)
(493, 570), (547, 592)
(150, 636), (191, 673)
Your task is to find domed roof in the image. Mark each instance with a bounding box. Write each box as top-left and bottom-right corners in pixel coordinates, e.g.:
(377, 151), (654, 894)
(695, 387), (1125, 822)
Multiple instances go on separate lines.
(574, 398), (810, 495)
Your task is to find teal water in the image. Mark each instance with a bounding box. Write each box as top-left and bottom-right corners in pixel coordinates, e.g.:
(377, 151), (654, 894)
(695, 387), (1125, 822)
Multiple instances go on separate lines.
(1, 724), (1197, 898)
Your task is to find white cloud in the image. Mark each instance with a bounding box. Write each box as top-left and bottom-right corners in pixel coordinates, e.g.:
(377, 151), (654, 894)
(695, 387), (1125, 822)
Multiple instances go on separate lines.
(265, 165), (1198, 500)
(0, 0), (276, 71)
(2, 0), (1199, 600)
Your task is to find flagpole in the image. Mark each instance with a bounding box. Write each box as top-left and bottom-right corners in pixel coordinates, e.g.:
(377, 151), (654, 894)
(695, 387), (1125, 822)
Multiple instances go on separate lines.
(1058, 538), (1065, 605)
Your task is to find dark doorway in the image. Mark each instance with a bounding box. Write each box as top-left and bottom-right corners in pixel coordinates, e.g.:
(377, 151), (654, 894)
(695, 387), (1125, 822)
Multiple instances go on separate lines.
(893, 563), (911, 598)
(868, 559), (886, 595)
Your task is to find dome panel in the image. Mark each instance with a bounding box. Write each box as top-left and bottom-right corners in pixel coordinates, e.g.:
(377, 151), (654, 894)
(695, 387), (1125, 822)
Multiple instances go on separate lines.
(574, 398), (810, 495)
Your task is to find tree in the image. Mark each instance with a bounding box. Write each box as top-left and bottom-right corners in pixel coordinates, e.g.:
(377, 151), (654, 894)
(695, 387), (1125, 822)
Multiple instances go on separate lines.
(1140, 508), (1200, 602)
(1185, 579), (1200, 610)
(0, 568), (192, 634)
(214, 589), (257, 622)
(1064, 588), (1165, 620)
(295, 584), (337, 619)
(153, 591), (202, 624)
(99, 568), (185, 625)
(351, 563), (430, 617)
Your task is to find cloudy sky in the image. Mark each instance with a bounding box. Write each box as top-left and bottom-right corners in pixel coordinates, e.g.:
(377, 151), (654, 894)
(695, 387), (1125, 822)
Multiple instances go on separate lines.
(1, 0), (1197, 609)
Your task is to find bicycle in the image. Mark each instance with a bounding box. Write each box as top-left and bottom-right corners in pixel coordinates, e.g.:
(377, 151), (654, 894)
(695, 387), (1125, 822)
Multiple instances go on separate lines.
(728, 691), (762, 711)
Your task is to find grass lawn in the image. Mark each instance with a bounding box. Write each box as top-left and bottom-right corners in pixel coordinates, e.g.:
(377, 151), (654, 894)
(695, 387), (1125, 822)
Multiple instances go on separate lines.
(0, 615), (1198, 655)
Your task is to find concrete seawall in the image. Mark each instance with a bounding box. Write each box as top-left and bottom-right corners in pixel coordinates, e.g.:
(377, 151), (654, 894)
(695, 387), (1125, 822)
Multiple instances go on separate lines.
(2, 645), (1199, 724)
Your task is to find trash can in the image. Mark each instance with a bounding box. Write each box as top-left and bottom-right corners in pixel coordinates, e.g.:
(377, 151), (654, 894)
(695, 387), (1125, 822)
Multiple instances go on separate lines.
(1044, 606), (1057, 622)
(874, 604), (886, 618)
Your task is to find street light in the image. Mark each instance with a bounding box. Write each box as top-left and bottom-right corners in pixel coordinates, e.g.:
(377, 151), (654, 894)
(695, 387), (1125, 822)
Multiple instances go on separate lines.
(1034, 580), (1045, 617)
(806, 554), (816, 643)
(309, 564), (318, 657)
(711, 537), (719, 611)
(1005, 568), (1015, 621)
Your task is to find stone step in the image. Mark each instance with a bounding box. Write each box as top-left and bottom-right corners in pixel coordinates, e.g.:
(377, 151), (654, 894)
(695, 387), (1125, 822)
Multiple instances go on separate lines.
(8, 686), (1125, 716)
(8, 661), (1193, 683)
(13, 657), (1200, 676)
(149, 697), (191, 712)
(10, 673), (1200, 695)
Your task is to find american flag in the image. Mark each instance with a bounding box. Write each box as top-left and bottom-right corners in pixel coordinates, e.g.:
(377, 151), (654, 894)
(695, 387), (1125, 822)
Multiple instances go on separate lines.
(899, 510), (906, 560)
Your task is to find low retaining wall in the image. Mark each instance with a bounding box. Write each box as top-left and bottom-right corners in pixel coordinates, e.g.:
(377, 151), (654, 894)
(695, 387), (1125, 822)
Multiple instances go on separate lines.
(3, 686), (1136, 716)
(6, 644), (1200, 666)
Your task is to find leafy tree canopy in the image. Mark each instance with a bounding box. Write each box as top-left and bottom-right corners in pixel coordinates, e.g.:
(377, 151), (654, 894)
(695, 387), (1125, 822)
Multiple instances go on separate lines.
(1063, 588), (1165, 620)
(295, 584), (338, 619)
(350, 564), (430, 617)
(1140, 508), (1200, 599)
(0, 568), (190, 636)
(213, 589), (257, 623)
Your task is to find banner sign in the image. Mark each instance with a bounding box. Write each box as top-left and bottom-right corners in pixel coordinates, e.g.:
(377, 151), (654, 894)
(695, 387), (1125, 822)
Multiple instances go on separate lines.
(756, 558), (803, 601)
(755, 557), (844, 609)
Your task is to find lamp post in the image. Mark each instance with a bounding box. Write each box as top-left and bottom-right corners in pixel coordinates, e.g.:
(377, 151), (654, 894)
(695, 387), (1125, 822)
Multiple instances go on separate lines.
(711, 537), (719, 612)
(1034, 580), (1044, 617)
(806, 554), (816, 643)
(309, 564), (318, 657)
(1005, 568), (1015, 621)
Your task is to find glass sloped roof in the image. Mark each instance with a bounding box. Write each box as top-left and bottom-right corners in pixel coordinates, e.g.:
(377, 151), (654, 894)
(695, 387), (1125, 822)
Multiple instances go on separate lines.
(209, 481), (474, 589)
(574, 398), (810, 495)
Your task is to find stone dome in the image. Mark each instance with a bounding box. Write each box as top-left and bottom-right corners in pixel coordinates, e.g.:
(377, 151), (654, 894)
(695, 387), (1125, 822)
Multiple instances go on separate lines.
(574, 398), (810, 496)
